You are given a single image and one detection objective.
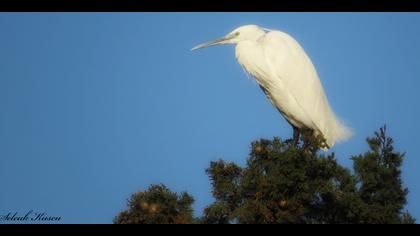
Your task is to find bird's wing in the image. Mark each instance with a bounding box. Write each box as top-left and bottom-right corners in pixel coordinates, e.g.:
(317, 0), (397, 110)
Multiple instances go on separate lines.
(261, 31), (337, 141)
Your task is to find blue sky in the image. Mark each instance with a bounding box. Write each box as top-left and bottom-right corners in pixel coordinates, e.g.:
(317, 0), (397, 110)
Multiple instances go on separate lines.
(0, 13), (419, 223)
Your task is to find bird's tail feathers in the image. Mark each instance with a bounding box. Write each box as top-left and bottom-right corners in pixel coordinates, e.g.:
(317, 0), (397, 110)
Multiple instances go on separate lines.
(329, 118), (353, 147)
(319, 113), (353, 150)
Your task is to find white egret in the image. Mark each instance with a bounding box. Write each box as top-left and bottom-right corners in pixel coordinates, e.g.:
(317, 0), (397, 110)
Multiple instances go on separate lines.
(192, 25), (352, 149)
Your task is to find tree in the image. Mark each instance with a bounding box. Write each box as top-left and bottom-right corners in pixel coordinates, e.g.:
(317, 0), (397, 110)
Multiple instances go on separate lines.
(114, 184), (195, 224)
(351, 126), (412, 223)
(203, 126), (414, 224)
(204, 136), (360, 224)
(114, 126), (415, 224)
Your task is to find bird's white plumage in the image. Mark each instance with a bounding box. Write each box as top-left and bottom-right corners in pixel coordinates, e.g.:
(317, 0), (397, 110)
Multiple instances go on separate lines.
(192, 25), (352, 149)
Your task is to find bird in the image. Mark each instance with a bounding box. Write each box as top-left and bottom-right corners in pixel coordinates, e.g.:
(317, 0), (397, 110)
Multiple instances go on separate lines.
(191, 25), (352, 149)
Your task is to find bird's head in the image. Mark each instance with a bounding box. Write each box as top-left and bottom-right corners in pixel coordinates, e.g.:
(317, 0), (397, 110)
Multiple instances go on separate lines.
(191, 25), (267, 51)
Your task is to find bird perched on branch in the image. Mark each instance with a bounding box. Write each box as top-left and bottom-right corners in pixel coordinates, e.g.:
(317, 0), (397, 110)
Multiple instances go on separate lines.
(192, 25), (352, 149)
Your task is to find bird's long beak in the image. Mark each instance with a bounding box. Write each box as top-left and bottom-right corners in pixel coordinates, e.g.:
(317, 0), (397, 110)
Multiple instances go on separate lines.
(191, 35), (233, 51)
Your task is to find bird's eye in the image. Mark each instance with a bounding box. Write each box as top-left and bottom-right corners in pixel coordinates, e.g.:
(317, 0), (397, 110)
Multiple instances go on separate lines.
(235, 32), (240, 36)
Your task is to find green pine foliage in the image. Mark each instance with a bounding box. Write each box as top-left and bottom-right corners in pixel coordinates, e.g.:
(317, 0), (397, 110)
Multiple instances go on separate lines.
(113, 184), (195, 224)
(204, 136), (359, 224)
(114, 126), (415, 224)
(351, 126), (410, 223)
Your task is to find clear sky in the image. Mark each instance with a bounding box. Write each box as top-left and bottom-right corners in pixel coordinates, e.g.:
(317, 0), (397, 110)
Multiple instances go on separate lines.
(0, 13), (419, 224)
